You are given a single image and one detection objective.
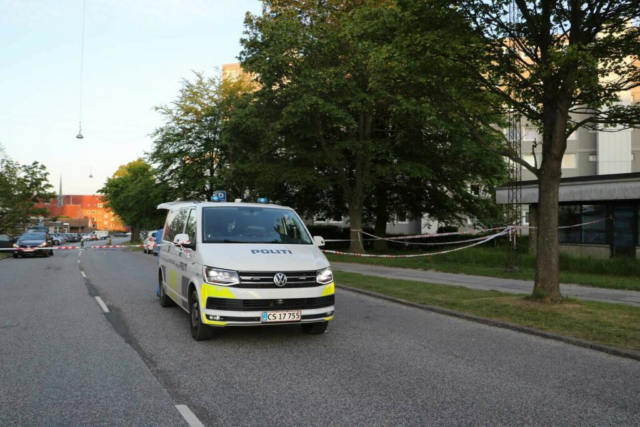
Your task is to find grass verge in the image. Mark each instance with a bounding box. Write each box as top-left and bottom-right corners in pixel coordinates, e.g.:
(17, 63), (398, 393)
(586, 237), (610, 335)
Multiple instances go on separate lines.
(335, 271), (640, 353)
(0, 253), (11, 260)
(327, 246), (640, 291)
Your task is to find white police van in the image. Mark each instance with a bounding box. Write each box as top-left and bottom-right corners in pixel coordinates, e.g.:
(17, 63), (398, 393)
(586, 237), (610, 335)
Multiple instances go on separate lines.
(157, 200), (335, 340)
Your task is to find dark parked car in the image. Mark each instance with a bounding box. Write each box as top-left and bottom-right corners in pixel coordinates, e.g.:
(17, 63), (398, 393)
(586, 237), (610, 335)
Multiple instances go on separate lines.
(14, 232), (54, 258)
(0, 233), (16, 253)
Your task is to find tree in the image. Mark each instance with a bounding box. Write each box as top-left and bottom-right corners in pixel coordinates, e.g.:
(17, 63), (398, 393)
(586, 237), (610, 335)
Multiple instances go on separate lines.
(149, 72), (237, 201)
(396, 0), (640, 301)
(237, 0), (505, 252)
(99, 159), (169, 243)
(0, 151), (55, 233)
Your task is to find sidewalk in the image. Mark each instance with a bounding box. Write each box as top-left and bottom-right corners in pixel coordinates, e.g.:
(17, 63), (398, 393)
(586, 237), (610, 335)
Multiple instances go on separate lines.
(331, 262), (640, 308)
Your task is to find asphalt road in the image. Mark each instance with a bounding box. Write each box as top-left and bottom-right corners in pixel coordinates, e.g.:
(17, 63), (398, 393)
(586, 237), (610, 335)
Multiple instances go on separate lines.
(1, 238), (639, 426)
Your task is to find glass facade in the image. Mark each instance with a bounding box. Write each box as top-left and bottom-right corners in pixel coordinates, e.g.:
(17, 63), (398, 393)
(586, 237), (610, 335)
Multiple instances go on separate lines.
(559, 204), (608, 245)
(557, 203), (639, 255)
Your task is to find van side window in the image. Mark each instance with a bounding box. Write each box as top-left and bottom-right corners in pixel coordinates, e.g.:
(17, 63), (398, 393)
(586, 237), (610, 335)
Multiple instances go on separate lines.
(185, 209), (197, 242)
(164, 208), (189, 242)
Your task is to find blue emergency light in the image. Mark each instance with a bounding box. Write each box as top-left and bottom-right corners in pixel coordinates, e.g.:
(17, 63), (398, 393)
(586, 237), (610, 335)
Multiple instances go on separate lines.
(257, 197), (268, 204)
(211, 195), (221, 202)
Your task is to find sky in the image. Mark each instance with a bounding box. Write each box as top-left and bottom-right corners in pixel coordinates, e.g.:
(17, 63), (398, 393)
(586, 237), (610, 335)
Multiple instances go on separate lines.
(0, 0), (262, 195)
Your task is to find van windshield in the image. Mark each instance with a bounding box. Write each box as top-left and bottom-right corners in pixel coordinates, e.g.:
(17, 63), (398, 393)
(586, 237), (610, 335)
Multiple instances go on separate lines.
(202, 207), (312, 245)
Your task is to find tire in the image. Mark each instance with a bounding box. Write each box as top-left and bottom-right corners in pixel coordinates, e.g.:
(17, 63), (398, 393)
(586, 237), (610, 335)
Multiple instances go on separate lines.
(189, 289), (214, 341)
(143, 248), (148, 254)
(49, 249), (54, 256)
(301, 322), (329, 335)
(12, 253), (18, 258)
(159, 271), (176, 308)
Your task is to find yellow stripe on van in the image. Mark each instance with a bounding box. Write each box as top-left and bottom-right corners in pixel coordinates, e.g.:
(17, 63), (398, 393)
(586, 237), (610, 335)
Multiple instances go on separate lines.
(200, 283), (236, 307)
(324, 316), (334, 321)
(169, 270), (178, 290)
(321, 283), (335, 296)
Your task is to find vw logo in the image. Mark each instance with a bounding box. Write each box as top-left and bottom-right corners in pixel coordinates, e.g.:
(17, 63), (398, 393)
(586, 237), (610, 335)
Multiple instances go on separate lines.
(273, 273), (288, 287)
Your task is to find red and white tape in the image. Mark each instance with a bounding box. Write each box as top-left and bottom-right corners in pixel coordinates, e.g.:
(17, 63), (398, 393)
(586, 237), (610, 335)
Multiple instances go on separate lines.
(322, 229), (509, 258)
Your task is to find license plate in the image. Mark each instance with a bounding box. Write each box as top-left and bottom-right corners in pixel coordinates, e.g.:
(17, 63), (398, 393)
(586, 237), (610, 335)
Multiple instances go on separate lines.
(261, 310), (302, 323)
(23, 248), (34, 252)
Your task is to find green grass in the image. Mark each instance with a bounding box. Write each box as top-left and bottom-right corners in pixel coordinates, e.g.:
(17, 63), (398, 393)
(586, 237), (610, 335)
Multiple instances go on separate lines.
(336, 271), (640, 352)
(327, 245), (640, 291)
(0, 253), (11, 260)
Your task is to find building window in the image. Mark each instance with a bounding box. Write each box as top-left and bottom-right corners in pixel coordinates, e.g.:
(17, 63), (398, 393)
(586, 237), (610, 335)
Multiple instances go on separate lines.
(582, 205), (607, 244)
(523, 211), (530, 225)
(522, 128), (540, 141)
(98, 203), (103, 208)
(396, 213), (409, 224)
(588, 154), (597, 162)
(558, 205), (581, 243)
(92, 210), (96, 214)
(562, 154), (577, 169)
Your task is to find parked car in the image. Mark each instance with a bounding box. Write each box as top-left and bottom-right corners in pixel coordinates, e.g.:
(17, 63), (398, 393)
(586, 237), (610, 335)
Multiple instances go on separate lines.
(143, 231), (157, 254)
(50, 234), (63, 245)
(0, 233), (16, 253)
(13, 232), (54, 258)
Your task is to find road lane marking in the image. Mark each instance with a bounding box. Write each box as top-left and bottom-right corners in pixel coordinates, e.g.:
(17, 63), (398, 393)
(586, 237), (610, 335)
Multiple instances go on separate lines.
(78, 251), (82, 258)
(95, 297), (109, 313)
(81, 271), (87, 278)
(176, 405), (205, 427)
(78, 260), (80, 264)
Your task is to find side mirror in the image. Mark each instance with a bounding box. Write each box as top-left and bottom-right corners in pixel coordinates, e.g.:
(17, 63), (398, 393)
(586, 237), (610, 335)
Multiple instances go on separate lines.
(174, 233), (190, 245)
(174, 233), (196, 250)
(313, 236), (325, 247)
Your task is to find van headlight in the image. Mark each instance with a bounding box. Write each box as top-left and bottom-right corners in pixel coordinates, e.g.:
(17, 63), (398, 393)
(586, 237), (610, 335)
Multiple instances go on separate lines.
(316, 267), (333, 285)
(203, 267), (240, 286)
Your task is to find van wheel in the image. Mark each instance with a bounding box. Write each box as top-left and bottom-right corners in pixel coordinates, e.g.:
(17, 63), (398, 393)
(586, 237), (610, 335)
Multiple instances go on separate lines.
(13, 253), (18, 258)
(301, 322), (328, 335)
(189, 290), (213, 341)
(143, 248), (148, 254)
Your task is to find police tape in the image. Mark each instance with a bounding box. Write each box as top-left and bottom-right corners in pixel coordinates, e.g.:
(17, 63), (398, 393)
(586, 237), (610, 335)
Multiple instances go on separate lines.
(359, 230), (501, 246)
(322, 229), (509, 258)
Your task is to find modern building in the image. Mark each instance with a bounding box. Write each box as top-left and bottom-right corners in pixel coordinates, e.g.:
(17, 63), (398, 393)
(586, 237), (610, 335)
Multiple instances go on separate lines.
(497, 87), (640, 258)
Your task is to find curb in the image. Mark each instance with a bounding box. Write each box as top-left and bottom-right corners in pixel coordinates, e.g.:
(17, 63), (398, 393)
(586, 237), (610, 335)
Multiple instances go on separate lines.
(337, 284), (640, 362)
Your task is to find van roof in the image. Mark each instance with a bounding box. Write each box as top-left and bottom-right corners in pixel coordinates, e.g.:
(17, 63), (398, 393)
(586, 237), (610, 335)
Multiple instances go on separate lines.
(157, 201), (290, 210)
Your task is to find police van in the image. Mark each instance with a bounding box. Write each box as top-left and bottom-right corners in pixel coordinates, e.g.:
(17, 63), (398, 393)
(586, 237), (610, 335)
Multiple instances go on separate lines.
(157, 200), (335, 340)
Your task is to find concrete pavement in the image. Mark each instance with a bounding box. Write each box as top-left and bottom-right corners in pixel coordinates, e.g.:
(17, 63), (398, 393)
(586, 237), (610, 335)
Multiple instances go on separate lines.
(331, 261), (640, 307)
(0, 241), (639, 426)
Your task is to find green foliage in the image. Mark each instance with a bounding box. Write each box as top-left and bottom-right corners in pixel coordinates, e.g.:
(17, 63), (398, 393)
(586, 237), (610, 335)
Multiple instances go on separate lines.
(0, 149), (55, 233)
(99, 159), (169, 235)
(149, 72), (238, 201)
(232, 0), (506, 252)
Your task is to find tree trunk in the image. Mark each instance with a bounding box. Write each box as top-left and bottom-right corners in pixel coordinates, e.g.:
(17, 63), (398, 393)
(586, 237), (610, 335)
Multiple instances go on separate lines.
(130, 224), (141, 244)
(532, 96), (569, 303)
(532, 168), (562, 302)
(373, 186), (389, 251)
(348, 205), (365, 253)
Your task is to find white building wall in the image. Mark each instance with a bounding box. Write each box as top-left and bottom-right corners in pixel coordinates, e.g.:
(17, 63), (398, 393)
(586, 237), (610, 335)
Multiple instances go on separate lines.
(597, 127), (633, 175)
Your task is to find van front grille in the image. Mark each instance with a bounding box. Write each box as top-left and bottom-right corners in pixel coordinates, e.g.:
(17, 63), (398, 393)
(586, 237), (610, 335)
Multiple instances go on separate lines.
(206, 295), (335, 311)
(234, 270), (320, 288)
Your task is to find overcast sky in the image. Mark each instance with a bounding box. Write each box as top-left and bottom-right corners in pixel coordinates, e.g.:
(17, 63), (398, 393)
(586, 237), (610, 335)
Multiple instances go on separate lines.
(0, 0), (261, 195)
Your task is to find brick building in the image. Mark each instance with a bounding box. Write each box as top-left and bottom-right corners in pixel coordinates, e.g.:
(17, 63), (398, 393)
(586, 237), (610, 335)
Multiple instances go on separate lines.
(36, 195), (127, 232)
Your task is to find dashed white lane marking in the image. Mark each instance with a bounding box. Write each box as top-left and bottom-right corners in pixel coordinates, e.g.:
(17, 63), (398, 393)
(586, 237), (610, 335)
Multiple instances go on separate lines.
(81, 271), (87, 278)
(95, 297), (109, 313)
(77, 259), (80, 264)
(176, 405), (205, 427)
(78, 251), (82, 258)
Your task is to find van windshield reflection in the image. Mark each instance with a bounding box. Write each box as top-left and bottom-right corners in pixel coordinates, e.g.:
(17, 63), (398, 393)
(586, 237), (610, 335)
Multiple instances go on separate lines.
(202, 207), (312, 245)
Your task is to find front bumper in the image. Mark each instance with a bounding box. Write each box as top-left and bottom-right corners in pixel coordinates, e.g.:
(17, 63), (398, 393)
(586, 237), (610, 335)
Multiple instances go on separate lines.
(200, 282), (335, 327)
